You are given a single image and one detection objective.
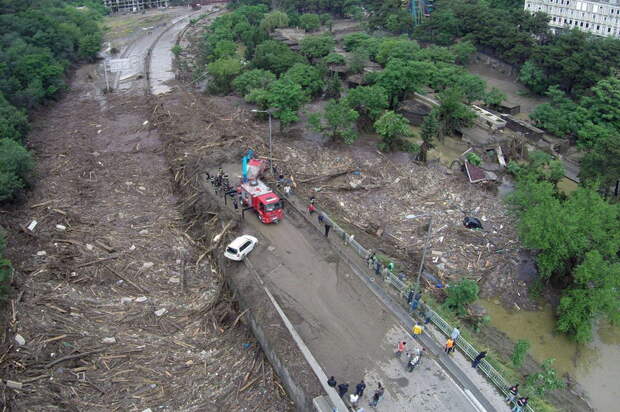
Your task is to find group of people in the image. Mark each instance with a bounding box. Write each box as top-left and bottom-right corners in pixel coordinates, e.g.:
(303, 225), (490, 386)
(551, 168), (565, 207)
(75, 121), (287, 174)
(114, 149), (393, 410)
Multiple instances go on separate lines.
(395, 340), (426, 372)
(505, 383), (529, 412)
(327, 377), (384, 410)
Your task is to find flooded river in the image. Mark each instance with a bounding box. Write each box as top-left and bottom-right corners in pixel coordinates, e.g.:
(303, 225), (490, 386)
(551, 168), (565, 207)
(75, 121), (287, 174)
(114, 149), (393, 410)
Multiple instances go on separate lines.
(481, 300), (620, 411)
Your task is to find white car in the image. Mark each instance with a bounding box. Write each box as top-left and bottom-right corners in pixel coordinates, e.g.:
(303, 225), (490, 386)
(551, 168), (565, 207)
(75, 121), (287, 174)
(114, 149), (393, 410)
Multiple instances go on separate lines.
(224, 235), (258, 261)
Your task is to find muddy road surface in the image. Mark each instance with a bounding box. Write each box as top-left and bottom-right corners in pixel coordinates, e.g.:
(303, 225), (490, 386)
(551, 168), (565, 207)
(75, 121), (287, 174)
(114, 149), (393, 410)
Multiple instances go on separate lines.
(0, 8), (292, 411)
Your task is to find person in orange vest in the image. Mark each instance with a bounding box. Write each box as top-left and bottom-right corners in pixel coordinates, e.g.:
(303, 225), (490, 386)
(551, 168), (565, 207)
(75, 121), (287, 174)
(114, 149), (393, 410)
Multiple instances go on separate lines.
(444, 338), (455, 354)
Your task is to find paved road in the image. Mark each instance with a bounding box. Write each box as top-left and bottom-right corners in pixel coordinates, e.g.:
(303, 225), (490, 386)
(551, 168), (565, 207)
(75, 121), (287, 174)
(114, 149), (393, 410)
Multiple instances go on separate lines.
(219, 164), (482, 412)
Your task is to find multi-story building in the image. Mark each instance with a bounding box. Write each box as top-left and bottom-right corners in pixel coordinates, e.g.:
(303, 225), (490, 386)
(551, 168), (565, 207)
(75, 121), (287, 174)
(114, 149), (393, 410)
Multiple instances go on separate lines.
(525, 0), (620, 38)
(103, 0), (169, 14)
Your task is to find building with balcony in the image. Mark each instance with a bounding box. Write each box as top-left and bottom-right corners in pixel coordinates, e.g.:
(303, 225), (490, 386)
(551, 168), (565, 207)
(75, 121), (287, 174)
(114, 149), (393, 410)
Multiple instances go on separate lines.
(525, 0), (620, 38)
(103, 0), (169, 13)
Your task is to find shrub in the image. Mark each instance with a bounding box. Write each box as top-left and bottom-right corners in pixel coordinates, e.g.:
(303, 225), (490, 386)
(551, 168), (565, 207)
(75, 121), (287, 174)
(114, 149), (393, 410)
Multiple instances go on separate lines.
(0, 138), (35, 202)
(511, 339), (531, 368)
(323, 53), (346, 66)
(444, 278), (479, 316)
(299, 13), (321, 32)
(283, 63), (324, 97)
(299, 35), (336, 59)
(232, 69), (276, 97)
(253, 40), (306, 74)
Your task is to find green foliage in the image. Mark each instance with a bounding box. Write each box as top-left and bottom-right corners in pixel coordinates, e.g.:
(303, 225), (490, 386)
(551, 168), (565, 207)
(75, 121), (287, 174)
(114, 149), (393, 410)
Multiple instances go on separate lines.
(435, 88), (476, 136)
(299, 35), (335, 59)
(253, 40), (306, 74)
(466, 152), (481, 166)
(579, 131), (620, 190)
(207, 57), (242, 94)
(323, 52), (345, 65)
(375, 59), (429, 108)
(483, 87), (506, 107)
(0, 92), (29, 141)
(347, 48), (368, 74)
(524, 359), (565, 397)
(212, 40), (238, 61)
(232, 69), (276, 97)
(418, 110), (439, 162)
(519, 60), (547, 95)
(556, 251), (620, 343)
(373, 110), (412, 151)
(246, 78), (308, 129)
(530, 86), (585, 139)
(324, 73), (342, 99)
(450, 40), (476, 65)
(342, 32), (372, 52)
(171, 45), (183, 58)
(344, 85), (388, 122)
(375, 38), (420, 66)
(0, 138), (35, 201)
(299, 13), (321, 32)
(259, 10), (289, 32)
(309, 99), (359, 144)
(511, 339), (530, 368)
(444, 278), (479, 317)
(283, 63), (324, 97)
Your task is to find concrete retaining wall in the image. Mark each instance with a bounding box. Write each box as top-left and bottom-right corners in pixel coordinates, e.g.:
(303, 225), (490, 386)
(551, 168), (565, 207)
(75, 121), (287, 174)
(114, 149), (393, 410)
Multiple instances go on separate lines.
(219, 253), (323, 411)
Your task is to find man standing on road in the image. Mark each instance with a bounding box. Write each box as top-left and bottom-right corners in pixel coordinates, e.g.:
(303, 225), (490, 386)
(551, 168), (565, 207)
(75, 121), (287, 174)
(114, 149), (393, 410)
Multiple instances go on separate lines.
(369, 383), (384, 407)
(355, 380), (366, 397)
(512, 396), (529, 412)
(444, 338), (455, 354)
(451, 325), (461, 342)
(395, 341), (406, 358)
(505, 383), (519, 405)
(327, 376), (337, 389)
(472, 351), (487, 368)
(324, 222), (332, 237)
(337, 382), (349, 398)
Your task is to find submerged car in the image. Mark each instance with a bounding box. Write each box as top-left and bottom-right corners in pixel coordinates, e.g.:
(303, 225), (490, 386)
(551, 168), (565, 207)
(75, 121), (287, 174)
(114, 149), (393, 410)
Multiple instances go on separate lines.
(224, 235), (258, 261)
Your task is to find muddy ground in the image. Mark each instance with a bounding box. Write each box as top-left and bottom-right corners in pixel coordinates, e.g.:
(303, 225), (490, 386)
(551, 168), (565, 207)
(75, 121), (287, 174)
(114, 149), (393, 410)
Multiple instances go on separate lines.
(0, 64), (292, 411)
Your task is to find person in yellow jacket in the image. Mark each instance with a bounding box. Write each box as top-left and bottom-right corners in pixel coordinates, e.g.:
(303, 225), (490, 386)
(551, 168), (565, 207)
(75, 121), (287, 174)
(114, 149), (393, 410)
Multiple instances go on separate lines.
(412, 322), (424, 336)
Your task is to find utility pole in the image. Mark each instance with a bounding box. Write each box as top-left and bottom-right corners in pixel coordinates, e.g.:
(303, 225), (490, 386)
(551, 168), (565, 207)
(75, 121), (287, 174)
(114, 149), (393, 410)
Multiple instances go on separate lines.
(414, 216), (433, 297)
(103, 59), (110, 93)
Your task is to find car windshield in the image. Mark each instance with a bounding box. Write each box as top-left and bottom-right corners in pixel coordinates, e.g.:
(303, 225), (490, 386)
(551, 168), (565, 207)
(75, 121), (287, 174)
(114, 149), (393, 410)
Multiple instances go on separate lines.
(264, 201), (282, 212)
(226, 247), (238, 254)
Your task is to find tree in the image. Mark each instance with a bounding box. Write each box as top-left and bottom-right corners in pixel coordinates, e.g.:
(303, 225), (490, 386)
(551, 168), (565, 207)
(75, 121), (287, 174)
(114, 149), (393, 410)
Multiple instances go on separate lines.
(344, 85), (389, 122)
(0, 137), (35, 201)
(347, 48), (368, 74)
(444, 278), (479, 317)
(232, 69), (276, 97)
(342, 32), (372, 52)
(524, 359), (565, 397)
(324, 73), (342, 99)
(78, 32), (102, 61)
(579, 131), (620, 191)
(450, 40), (476, 65)
(519, 60), (547, 95)
(207, 57), (242, 94)
(299, 35), (335, 59)
(418, 110), (439, 163)
(211, 40), (237, 61)
(299, 13), (321, 32)
(373, 110), (413, 152)
(580, 77), (620, 135)
(483, 87), (506, 108)
(323, 52), (345, 65)
(259, 10), (289, 32)
(375, 38), (420, 66)
(283, 63), (324, 97)
(435, 88), (476, 136)
(529, 86), (587, 139)
(556, 251), (620, 343)
(375, 59), (431, 109)
(309, 99), (359, 144)
(246, 78), (308, 130)
(253, 40), (306, 74)
(511, 339), (530, 368)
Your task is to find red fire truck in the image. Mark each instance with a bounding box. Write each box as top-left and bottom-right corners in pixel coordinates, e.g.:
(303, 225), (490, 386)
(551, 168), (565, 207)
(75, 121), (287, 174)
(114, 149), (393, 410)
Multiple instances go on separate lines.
(238, 155), (283, 224)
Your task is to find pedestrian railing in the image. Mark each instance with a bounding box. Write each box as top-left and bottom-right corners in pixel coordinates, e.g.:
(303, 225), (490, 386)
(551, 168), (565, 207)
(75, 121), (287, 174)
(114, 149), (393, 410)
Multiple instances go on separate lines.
(293, 200), (534, 412)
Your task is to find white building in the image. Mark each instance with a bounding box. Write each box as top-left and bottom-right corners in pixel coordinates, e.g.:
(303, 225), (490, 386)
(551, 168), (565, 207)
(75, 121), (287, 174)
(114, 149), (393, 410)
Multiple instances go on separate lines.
(103, 0), (169, 13)
(525, 0), (620, 38)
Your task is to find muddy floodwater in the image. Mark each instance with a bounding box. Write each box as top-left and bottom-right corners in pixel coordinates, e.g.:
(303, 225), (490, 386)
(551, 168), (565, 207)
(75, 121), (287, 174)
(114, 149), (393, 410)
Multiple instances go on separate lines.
(481, 300), (620, 411)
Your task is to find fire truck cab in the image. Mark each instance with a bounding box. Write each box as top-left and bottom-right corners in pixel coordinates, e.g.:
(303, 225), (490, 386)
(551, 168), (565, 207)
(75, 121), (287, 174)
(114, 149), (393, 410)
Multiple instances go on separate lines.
(239, 155), (283, 224)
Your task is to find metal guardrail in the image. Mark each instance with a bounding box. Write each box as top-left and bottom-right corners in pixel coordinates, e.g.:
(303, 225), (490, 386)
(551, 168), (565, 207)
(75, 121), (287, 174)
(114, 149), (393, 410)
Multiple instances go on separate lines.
(310, 207), (535, 412)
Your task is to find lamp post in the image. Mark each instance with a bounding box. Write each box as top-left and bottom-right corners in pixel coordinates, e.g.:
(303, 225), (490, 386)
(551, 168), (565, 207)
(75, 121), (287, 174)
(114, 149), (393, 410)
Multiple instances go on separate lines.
(251, 109), (273, 176)
(406, 213), (433, 299)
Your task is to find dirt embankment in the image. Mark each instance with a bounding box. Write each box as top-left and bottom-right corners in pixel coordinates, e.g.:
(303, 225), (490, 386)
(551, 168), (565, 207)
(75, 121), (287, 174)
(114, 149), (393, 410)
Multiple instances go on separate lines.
(0, 66), (291, 411)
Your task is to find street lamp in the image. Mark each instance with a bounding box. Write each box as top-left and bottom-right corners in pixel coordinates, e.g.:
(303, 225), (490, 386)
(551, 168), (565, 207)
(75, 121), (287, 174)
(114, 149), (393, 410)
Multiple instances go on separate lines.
(251, 109), (273, 176)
